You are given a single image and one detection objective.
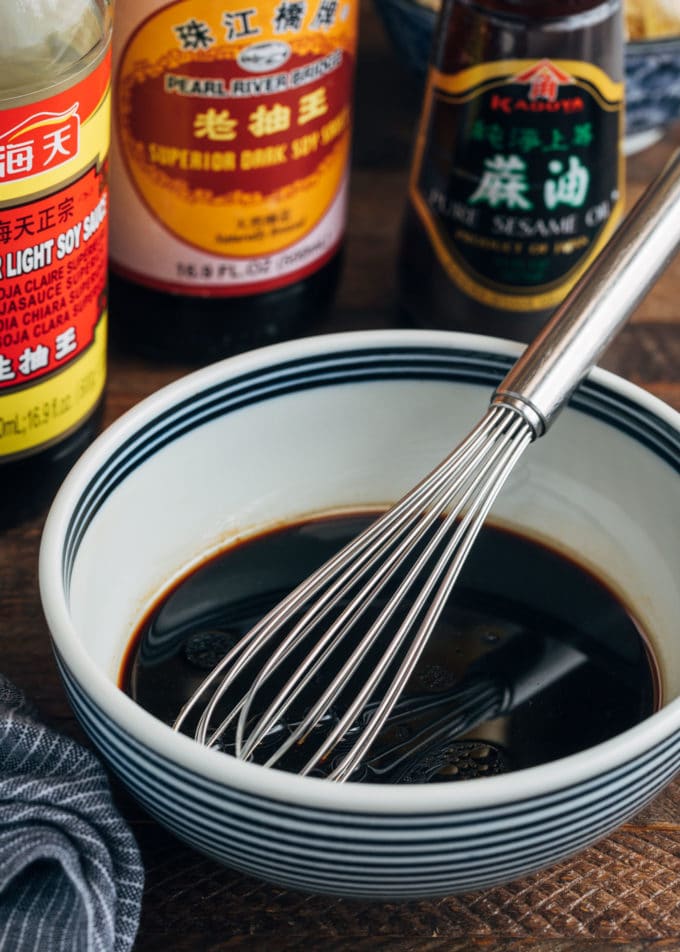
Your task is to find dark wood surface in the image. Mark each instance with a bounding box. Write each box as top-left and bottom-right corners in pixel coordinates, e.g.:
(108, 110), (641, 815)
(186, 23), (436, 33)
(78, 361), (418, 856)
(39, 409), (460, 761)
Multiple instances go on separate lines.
(3, 5), (680, 949)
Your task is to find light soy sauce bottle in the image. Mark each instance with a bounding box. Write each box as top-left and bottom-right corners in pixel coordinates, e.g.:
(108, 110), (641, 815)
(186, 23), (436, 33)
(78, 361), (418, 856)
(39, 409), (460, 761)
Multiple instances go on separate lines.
(0, 0), (111, 527)
(398, 0), (625, 342)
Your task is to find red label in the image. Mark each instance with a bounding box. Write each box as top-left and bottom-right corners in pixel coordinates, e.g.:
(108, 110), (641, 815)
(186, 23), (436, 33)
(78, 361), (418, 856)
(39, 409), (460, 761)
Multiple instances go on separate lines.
(0, 164), (108, 387)
(0, 50), (110, 458)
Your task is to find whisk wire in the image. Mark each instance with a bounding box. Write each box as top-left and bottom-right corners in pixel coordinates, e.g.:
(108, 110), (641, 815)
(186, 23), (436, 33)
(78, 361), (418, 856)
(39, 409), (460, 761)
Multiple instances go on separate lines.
(293, 410), (524, 772)
(182, 408), (502, 749)
(364, 679), (505, 780)
(230, 406), (530, 775)
(174, 404), (533, 776)
(316, 409), (533, 780)
(235, 407), (515, 760)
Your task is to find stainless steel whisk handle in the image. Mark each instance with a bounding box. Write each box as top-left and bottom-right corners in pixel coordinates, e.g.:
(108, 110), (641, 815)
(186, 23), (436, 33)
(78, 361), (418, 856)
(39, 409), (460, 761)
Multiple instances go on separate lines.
(493, 148), (680, 438)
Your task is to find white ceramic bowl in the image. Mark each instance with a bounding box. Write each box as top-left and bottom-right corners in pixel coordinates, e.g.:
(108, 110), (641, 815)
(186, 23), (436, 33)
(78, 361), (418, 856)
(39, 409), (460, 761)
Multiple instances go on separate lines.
(39, 329), (680, 898)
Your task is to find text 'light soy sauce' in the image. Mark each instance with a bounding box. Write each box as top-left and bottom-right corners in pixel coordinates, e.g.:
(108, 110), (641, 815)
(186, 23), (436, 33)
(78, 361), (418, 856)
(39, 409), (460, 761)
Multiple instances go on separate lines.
(120, 511), (658, 783)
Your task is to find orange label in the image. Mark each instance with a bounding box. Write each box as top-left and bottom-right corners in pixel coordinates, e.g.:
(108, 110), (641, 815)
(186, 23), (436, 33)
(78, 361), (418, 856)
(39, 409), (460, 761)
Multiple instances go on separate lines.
(111, 0), (357, 295)
(0, 52), (110, 458)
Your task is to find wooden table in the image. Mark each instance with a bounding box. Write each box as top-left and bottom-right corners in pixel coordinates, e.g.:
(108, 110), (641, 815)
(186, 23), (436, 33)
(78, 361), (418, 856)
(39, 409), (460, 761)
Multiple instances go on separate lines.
(3, 6), (680, 949)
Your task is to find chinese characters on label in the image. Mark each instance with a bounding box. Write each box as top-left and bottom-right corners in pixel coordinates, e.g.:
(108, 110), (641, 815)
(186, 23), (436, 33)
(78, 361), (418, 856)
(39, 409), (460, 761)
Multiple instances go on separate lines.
(469, 153), (591, 211)
(173, 0), (342, 47)
(0, 184), (108, 388)
(193, 87), (328, 140)
(0, 330), (78, 383)
(0, 107), (79, 184)
(111, 0), (356, 293)
(0, 48), (110, 458)
(0, 196), (75, 244)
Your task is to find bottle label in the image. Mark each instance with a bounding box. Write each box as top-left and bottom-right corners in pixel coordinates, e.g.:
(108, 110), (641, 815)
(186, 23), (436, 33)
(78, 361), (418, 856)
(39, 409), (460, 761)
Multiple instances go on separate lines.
(111, 0), (357, 296)
(0, 52), (110, 459)
(410, 59), (625, 312)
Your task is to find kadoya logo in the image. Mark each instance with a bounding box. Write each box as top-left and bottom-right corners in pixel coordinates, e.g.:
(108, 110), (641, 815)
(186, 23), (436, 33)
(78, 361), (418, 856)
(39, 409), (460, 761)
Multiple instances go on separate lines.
(490, 60), (585, 114)
(0, 105), (80, 184)
(514, 60), (573, 101)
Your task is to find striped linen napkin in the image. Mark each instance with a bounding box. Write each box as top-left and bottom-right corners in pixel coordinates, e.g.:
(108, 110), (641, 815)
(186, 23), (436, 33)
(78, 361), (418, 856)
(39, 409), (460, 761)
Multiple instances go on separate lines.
(0, 674), (144, 952)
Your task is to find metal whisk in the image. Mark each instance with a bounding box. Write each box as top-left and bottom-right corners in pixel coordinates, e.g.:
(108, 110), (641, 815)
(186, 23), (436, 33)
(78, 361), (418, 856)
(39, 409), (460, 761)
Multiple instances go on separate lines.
(174, 149), (680, 781)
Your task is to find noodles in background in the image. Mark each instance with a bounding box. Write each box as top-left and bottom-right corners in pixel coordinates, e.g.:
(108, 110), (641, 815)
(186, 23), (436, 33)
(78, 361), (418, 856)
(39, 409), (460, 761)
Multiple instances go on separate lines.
(626, 0), (680, 40)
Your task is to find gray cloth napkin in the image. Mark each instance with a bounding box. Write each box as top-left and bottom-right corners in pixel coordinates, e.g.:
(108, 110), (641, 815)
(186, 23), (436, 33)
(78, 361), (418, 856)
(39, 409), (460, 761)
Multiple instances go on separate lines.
(0, 674), (144, 952)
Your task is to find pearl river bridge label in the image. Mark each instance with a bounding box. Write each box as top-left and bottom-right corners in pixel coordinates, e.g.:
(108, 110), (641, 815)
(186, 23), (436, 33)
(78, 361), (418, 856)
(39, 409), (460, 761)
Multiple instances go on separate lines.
(111, 0), (358, 296)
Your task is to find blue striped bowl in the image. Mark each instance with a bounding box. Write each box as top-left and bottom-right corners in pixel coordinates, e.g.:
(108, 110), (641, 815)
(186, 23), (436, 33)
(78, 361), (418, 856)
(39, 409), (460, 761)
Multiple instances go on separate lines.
(39, 329), (680, 898)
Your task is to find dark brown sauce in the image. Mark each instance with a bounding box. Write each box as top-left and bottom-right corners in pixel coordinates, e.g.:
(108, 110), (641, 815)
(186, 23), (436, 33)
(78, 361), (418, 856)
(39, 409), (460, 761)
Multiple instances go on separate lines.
(120, 512), (659, 783)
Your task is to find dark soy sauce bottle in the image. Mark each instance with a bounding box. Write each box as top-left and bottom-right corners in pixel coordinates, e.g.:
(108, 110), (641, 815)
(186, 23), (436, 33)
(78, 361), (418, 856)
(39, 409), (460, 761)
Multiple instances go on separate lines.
(108, 0), (358, 364)
(398, 0), (625, 342)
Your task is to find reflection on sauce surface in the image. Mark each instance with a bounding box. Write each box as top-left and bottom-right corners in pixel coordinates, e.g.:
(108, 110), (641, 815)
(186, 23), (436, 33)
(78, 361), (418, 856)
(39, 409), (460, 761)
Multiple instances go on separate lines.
(120, 512), (657, 783)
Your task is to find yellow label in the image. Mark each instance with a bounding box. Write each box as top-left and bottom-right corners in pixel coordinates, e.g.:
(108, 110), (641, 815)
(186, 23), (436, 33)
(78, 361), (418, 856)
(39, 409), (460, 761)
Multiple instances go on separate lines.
(0, 315), (106, 456)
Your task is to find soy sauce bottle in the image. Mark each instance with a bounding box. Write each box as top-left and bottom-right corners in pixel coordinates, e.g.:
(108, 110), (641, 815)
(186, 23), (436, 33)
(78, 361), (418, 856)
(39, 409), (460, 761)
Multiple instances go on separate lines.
(398, 0), (625, 342)
(0, 0), (111, 527)
(109, 0), (359, 364)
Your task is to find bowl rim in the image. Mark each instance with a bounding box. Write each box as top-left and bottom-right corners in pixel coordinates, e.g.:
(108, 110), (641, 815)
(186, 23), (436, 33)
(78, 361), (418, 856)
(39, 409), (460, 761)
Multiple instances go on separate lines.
(39, 328), (680, 813)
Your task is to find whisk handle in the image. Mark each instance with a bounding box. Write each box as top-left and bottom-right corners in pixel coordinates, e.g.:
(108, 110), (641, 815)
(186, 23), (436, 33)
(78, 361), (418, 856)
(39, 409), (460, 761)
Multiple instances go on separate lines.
(493, 147), (680, 438)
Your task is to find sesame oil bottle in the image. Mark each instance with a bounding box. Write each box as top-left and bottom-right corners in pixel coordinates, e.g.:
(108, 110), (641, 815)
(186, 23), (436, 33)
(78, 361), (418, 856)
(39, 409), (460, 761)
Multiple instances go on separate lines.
(399, 0), (625, 341)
